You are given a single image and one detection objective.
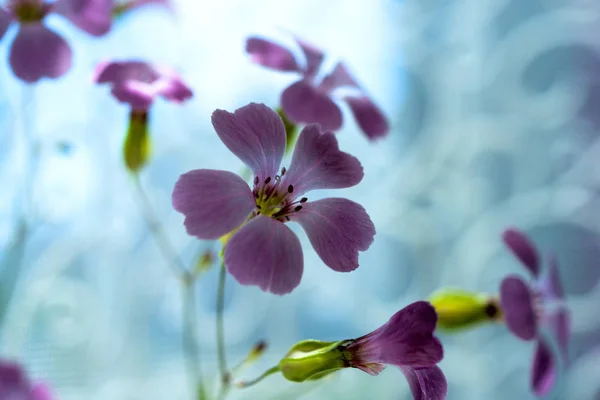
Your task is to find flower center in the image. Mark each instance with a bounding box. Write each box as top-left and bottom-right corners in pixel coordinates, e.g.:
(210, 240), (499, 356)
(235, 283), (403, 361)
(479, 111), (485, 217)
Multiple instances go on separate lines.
(11, 0), (47, 23)
(252, 167), (307, 222)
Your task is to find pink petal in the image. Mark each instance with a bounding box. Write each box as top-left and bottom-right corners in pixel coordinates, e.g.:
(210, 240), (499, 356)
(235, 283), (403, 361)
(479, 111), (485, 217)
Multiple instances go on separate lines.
(172, 169), (255, 240)
(111, 80), (156, 110)
(502, 227), (540, 277)
(344, 96), (390, 141)
(54, 0), (112, 36)
(531, 338), (556, 396)
(224, 215), (303, 295)
(293, 36), (324, 78)
(32, 383), (54, 400)
(499, 276), (538, 341)
(0, 7), (12, 40)
(245, 37), (300, 72)
(211, 103), (286, 182)
(400, 366), (448, 400)
(283, 125), (363, 196)
(9, 24), (72, 83)
(93, 60), (160, 85)
(291, 198), (375, 272)
(0, 360), (30, 398)
(156, 77), (193, 103)
(281, 80), (343, 132)
(319, 62), (360, 92)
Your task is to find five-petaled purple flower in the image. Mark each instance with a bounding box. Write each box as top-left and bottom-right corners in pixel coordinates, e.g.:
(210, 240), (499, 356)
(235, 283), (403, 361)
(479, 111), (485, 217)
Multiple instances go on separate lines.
(0, 0), (113, 82)
(500, 227), (571, 397)
(0, 359), (53, 400)
(343, 301), (447, 400)
(245, 35), (389, 141)
(172, 102), (376, 295)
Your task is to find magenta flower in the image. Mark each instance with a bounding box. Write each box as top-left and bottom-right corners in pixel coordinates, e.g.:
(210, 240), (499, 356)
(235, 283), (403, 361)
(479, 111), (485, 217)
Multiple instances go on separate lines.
(500, 228), (571, 397)
(94, 60), (193, 111)
(0, 0), (113, 82)
(343, 301), (447, 399)
(172, 103), (375, 295)
(0, 359), (53, 400)
(245, 35), (389, 141)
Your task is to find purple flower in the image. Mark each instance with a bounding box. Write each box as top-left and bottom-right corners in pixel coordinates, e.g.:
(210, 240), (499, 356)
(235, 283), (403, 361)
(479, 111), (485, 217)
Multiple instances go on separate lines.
(172, 103), (375, 295)
(500, 227), (571, 397)
(0, 0), (113, 82)
(245, 35), (390, 141)
(343, 301), (447, 399)
(0, 359), (53, 400)
(93, 60), (193, 111)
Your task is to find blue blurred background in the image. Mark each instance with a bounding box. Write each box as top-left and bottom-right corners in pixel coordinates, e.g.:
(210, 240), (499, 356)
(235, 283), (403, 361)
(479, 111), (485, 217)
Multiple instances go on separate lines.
(1, 0), (599, 399)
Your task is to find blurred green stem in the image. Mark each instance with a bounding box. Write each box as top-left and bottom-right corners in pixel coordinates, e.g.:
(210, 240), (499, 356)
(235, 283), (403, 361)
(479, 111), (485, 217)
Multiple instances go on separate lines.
(216, 261), (229, 399)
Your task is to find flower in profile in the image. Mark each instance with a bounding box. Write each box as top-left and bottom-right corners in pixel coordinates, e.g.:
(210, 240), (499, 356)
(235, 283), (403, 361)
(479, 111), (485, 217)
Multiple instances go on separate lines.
(240, 301), (447, 400)
(0, 359), (53, 399)
(428, 288), (502, 332)
(500, 227), (571, 397)
(172, 102), (375, 295)
(94, 60), (193, 172)
(0, 0), (113, 82)
(245, 34), (389, 141)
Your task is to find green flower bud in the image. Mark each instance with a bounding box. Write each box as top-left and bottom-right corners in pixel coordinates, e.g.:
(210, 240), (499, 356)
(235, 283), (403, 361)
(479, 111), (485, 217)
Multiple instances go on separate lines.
(124, 110), (151, 173)
(276, 107), (299, 155)
(279, 339), (348, 383)
(428, 288), (502, 332)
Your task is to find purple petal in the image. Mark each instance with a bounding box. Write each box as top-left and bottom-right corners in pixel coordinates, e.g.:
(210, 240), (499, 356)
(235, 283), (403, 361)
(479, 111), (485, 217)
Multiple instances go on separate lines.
(400, 366), (448, 400)
(54, 0), (112, 36)
(156, 77), (193, 103)
(211, 103), (286, 182)
(293, 36), (324, 77)
(499, 276), (538, 341)
(172, 169), (255, 240)
(547, 307), (570, 362)
(344, 96), (390, 140)
(0, 361), (29, 398)
(283, 124), (363, 196)
(93, 61), (160, 85)
(32, 383), (54, 400)
(281, 80), (343, 131)
(9, 24), (72, 83)
(110, 80), (156, 110)
(319, 62), (360, 92)
(539, 253), (564, 301)
(224, 215), (303, 295)
(349, 301), (443, 369)
(502, 227), (540, 277)
(245, 37), (299, 72)
(291, 198), (375, 272)
(531, 338), (556, 396)
(0, 7), (12, 40)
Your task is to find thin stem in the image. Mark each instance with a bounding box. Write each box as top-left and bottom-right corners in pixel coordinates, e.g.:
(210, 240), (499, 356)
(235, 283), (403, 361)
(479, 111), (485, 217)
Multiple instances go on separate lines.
(216, 261), (229, 399)
(182, 280), (207, 400)
(131, 174), (188, 279)
(235, 366), (280, 389)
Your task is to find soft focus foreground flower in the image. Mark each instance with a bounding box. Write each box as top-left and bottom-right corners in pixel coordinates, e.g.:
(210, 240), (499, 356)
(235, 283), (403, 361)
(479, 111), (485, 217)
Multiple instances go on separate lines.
(500, 228), (571, 397)
(428, 288), (502, 332)
(0, 359), (53, 400)
(172, 103), (375, 295)
(94, 60), (193, 172)
(275, 301), (447, 399)
(245, 35), (389, 141)
(0, 0), (112, 82)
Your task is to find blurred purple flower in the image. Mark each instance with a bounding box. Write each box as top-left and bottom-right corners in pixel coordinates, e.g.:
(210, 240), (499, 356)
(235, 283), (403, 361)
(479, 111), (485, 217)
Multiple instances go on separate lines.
(245, 35), (389, 141)
(93, 60), (193, 111)
(0, 359), (53, 400)
(0, 0), (113, 82)
(172, 102), (375, 295)
(500, 227), (571, 397)
(343, 301), (447, 399)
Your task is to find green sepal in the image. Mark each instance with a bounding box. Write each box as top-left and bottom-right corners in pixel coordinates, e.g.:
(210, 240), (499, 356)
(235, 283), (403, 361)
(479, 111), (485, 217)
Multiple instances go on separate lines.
(279, 339), (347, 383)
(124, 110), (152, 173)
(428, 288), (502, 332)
(276, 107), (299, 156)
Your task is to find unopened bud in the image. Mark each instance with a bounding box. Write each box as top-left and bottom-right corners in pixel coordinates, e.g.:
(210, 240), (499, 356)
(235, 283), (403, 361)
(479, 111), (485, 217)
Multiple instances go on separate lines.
(123, 109), (151, 173)
(278, 340), (347, 383)
(428, 288), (502, 332)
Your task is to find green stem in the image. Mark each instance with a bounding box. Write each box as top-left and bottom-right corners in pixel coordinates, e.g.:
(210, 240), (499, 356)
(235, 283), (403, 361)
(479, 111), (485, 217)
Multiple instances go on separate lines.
(236, 366), (280, 389)
(216, 261), (229, 399)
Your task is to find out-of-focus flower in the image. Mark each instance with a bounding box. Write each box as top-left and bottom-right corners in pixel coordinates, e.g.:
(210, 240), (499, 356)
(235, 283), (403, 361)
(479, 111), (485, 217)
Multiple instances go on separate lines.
(172, 103), (375, 295)
(112, 0), (170, 18)
(500, 228), (571, 397)
(428, 288), (502, 332)
(245, 35), (389, 141)
(94, 60), (193, 172)
(0, 0), (113, 82)
(243, 301), (447, 399)
(0, 359), (54, 399)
